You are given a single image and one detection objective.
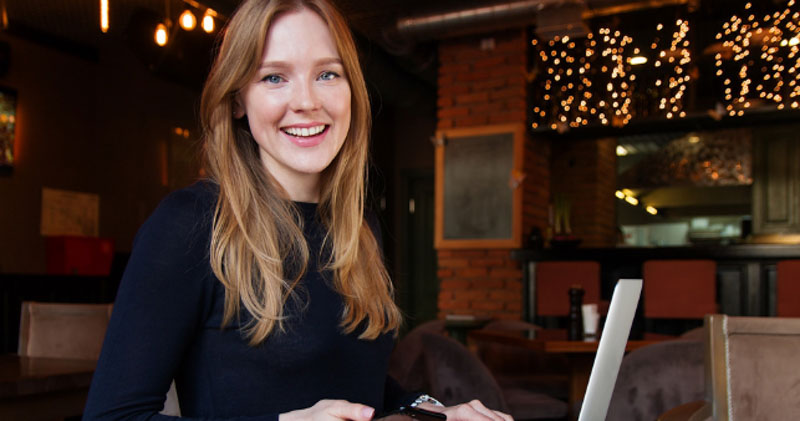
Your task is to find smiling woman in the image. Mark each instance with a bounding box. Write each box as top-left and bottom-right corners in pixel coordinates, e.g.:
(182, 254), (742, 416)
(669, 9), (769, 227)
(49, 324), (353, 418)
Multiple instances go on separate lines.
(80, 1), (512, 421)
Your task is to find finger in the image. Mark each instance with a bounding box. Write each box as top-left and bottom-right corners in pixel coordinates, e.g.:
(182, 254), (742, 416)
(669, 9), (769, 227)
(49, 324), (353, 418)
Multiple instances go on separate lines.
(445, 402), (493, 421)
(493, 410), (514, 421)
(465, 400), (507, 421)
(325, 401), (375, 421)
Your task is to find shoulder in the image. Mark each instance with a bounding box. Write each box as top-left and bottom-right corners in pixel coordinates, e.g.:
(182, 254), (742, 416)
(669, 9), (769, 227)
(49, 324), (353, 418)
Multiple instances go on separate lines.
(136, 180), (218, 246)
(150, 180), (217, 226)
(158, 180), (218, 218)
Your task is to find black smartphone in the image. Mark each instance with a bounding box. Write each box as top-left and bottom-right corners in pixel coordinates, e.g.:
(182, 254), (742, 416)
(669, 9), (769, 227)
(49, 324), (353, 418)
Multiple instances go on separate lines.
(374, 406), (447, 421)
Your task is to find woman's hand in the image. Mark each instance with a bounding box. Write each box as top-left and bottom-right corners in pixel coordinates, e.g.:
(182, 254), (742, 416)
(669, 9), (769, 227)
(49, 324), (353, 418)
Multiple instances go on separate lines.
(279, 399), (375, 421)
(417, 400), (513, 421)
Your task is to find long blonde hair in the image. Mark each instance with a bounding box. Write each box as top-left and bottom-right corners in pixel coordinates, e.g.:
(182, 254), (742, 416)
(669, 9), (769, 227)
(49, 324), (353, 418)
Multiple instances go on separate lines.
(199, 0), (401, 344)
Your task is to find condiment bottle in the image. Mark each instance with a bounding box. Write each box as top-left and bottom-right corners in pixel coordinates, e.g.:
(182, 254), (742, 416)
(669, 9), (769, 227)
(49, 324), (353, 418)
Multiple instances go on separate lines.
(567, 285), (585, 341)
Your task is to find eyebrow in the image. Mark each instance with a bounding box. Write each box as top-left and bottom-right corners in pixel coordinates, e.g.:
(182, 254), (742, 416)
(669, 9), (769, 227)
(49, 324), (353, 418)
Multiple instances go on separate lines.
(258, 57), (343, 70)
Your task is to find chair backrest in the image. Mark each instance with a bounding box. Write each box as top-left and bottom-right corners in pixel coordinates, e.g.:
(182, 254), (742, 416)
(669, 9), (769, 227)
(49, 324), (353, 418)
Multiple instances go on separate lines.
(387, 319), (447, 392)
(776, 260), (800, 317)
(18, 301), (113, 360)
(420, 332), (510, 412)
(607, 339), (704, 421)
(536, 261), (600, 317)
(643, 260), (717, 319)
(704, 314), (800, 421)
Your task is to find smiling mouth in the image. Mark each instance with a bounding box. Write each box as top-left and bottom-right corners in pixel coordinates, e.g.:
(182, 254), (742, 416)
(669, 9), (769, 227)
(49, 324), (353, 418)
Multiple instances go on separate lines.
(282, 125), (327, 138)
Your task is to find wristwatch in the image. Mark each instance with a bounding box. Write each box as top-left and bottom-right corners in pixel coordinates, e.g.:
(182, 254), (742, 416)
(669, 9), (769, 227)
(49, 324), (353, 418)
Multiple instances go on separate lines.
(410, 394), (445, 408)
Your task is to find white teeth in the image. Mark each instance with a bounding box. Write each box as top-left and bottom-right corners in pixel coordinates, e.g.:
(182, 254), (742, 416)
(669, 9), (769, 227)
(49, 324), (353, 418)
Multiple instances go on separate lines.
(284, 125), (325, 137)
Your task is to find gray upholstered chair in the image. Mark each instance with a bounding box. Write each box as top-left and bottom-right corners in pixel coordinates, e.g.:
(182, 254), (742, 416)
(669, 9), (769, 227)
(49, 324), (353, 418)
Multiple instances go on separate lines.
(420, 332), (568, 420)
(18, 301), (113, 360)
(387, 319), (448, 392)
(18, 301), (181, 416)
(658, 315), (800, 421)
(606, 338), (704, 421)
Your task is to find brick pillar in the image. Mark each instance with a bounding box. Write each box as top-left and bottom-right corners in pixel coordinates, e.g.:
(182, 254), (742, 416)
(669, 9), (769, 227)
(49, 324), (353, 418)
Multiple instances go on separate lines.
(436, 30), (550, 319)
(550, 137), (617, 247)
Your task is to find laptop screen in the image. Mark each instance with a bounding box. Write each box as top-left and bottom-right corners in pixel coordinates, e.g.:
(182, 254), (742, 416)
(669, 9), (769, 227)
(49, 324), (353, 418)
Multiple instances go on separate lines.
(578, 279), (642, 421)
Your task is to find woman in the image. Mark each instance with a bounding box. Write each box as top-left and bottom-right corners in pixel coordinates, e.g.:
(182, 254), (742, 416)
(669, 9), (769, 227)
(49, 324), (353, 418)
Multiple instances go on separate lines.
(83, 1), (512, 420)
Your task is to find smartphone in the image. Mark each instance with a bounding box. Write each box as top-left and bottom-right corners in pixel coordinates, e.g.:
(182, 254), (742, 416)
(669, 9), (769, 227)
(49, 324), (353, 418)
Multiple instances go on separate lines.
(374, 406), (447, 421)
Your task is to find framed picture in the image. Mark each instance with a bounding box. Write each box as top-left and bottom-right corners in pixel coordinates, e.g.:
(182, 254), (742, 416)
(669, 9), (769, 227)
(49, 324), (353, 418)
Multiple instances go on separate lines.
(434, 124), (525, 249)
(0, 86), (17, 170)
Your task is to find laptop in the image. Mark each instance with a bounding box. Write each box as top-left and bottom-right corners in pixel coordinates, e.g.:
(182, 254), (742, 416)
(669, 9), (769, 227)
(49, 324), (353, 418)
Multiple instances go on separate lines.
(578, 278), (643, 421)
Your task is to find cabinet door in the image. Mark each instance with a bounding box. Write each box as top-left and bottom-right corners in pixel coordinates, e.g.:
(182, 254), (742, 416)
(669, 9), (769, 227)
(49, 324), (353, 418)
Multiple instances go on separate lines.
(752, 128), (800, 234)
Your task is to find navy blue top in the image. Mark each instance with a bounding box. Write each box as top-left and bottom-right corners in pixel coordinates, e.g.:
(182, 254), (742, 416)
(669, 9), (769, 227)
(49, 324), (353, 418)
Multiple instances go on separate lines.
(83, 181), (411, 420)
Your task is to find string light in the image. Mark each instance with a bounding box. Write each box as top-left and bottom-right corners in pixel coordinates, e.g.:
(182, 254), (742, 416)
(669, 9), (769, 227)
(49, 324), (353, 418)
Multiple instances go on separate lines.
(715, 0), (800, 114)
(650, 19), (692, 119)
(530, 29), (635, 129)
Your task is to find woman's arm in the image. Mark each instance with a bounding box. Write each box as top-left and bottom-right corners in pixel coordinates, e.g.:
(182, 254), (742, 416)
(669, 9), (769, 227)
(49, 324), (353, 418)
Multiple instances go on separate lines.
(83, 188), (272, 421)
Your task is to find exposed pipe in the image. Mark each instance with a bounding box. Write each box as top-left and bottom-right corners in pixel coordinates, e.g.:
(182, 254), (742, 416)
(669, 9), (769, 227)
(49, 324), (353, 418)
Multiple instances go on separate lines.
(394, 0), (693, 40)
(396, 0), (584, 40)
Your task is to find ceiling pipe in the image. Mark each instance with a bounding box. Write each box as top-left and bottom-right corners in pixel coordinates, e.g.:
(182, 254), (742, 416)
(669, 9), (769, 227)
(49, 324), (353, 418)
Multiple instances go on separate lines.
(396, 0), (584, 40)
(394, 0), (693, 40)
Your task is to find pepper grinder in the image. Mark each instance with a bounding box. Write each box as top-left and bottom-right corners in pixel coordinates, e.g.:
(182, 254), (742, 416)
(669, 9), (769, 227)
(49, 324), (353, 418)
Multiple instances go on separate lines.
(567, 285), (585, 341)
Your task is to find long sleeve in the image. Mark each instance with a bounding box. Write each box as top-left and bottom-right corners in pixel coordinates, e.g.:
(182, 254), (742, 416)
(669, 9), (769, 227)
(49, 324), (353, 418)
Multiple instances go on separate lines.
(83, 186), (277, 421)
(383, 376), (419, 411)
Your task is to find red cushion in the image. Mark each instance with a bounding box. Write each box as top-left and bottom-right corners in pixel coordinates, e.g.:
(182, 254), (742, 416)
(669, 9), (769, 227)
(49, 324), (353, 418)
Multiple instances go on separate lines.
(777, 260), (800, 317)
(536, 261), (600, 316)
(46, 236), (114, 276)
(643, 260), (716, 319)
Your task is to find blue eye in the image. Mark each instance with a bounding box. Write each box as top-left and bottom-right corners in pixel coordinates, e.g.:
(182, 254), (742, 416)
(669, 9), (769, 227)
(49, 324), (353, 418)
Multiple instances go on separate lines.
(261, 74), (283, 84)
(319, 71), (340, 81)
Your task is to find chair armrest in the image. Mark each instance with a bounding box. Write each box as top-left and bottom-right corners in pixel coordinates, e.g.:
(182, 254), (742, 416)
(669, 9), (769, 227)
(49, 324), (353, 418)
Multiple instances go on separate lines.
(657, 400), (711, 421)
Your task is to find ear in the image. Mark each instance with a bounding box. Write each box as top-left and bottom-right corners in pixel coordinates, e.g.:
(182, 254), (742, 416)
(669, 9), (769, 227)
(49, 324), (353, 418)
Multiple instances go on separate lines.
(232, 96), (245, 119)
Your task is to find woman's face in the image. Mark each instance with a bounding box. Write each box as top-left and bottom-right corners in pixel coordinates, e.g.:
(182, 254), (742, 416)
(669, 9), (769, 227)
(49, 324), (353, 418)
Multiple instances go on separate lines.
(238, 8), (351, 202)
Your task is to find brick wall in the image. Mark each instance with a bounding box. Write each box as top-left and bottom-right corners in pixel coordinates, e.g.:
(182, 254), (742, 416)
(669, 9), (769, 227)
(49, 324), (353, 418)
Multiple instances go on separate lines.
(436, 30), (550, 319)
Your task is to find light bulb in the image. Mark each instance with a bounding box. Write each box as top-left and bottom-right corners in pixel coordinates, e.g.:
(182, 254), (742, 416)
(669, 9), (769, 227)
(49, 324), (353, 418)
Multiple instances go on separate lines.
(155, 23), (168, 46)
(100, 0), (109, 33)
(179, 10), (196, 31)
(202, 10), (216, 33)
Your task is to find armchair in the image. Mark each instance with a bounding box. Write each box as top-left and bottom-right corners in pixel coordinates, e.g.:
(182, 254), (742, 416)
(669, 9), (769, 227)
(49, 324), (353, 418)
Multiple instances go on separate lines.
(658, 314), (800, 421)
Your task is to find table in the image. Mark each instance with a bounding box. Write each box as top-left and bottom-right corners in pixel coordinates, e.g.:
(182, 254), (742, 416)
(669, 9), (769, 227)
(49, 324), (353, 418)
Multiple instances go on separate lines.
(468, 328), (673, 420)
(0, 354), (96, 420)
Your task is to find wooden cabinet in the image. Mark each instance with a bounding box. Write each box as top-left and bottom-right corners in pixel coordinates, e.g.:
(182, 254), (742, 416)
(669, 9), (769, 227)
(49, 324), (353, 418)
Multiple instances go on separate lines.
(752, 127), (800, 235)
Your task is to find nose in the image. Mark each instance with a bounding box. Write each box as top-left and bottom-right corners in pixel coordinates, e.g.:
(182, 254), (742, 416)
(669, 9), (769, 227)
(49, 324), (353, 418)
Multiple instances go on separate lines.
(290, 80), (320, 112)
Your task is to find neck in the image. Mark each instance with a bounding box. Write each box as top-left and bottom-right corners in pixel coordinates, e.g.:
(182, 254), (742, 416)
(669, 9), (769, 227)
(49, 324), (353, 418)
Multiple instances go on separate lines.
(271, 172), (321, 203)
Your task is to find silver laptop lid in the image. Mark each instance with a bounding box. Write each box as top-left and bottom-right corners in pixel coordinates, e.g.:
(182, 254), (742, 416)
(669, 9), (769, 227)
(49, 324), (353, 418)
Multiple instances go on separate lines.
(578, 278), (643, 421)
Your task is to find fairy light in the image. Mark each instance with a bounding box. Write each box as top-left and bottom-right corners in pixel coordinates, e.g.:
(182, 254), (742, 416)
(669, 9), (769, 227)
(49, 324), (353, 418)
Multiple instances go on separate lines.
(715, 0), (800, 114)
(530, 28), (635, 130)
(649, 19), (692, 119)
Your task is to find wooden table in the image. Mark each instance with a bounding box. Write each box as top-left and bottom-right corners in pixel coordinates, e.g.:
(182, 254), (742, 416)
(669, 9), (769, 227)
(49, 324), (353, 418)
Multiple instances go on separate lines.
(0, 354), (96, 420)
(468, 328), (673, 420)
